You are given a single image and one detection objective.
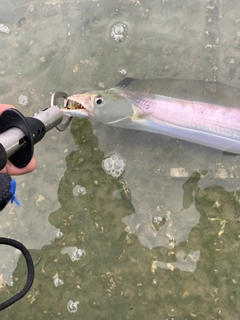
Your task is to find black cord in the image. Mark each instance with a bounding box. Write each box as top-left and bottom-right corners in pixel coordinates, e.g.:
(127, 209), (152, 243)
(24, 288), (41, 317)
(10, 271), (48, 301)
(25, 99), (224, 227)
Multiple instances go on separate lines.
(0, 237), (34, 311)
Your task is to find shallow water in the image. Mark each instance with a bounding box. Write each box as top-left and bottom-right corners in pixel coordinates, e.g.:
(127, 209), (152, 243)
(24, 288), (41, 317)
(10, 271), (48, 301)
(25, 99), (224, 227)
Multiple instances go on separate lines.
(1, 0), (240, 318)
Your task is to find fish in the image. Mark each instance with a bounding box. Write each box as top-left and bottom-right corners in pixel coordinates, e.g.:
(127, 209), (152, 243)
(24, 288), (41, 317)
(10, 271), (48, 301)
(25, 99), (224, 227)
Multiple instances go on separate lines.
(63, 77), (240, 154)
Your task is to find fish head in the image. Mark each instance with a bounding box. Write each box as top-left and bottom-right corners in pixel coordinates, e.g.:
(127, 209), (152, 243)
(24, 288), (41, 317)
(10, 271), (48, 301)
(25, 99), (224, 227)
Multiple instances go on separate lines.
(66, 90), (134, 123)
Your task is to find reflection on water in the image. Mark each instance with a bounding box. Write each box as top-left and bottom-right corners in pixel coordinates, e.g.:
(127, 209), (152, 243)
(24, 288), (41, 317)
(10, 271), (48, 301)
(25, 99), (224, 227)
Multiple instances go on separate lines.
(1, 119), (240, 319)
(122, 172), (200, 250)
(155, 250), (201, 273)
(1, 0), (240, 319)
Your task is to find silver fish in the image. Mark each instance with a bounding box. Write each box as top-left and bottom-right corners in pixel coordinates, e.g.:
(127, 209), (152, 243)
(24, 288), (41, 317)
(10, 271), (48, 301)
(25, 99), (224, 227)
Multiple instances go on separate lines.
(64, 78), (240, 154)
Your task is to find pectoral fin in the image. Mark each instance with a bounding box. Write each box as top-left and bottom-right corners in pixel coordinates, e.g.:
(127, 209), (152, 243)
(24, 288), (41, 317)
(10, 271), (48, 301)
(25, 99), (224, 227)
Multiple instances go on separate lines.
(132, 105), (147, 120)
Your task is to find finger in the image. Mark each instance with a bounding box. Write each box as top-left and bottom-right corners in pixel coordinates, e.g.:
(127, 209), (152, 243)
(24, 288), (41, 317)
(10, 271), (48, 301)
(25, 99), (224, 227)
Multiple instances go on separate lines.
(0, 157), (37, 175)
(0, 104), (15, 114)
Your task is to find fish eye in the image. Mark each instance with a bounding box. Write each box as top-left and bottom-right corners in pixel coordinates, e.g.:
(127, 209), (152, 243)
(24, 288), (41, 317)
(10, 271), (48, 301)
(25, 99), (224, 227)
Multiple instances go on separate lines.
(94, 96), (104, 106)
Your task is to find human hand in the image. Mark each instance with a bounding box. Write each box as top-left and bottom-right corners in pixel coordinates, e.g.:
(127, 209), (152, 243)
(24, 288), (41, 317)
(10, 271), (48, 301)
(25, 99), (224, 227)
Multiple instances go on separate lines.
(0, 104), (37, 175)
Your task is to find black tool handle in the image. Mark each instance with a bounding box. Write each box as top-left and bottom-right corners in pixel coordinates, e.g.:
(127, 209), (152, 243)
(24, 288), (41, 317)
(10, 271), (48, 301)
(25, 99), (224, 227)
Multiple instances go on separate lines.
(0, 109), (46, 169)
(0, 105), (63, 170)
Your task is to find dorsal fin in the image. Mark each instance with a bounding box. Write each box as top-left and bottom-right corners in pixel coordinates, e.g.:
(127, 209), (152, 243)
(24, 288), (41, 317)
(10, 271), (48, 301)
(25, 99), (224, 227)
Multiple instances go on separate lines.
(114, 78), (240, 108)
(115, 77), (135, 88)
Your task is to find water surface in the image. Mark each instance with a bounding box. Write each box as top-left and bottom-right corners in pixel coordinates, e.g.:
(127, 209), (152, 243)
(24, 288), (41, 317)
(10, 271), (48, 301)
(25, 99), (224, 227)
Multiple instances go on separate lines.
(1, 0), (240, 319)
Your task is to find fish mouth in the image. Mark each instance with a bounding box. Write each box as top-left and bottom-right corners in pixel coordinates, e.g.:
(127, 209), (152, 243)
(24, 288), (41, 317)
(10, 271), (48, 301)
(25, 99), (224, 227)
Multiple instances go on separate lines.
(59, 96), (91, 118)
(66, 99), (86, 111)
(66, 96), (93, 117)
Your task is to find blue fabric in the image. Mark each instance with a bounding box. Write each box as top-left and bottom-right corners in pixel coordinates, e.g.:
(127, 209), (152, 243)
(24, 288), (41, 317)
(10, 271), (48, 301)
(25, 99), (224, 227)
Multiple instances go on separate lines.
(10, 179), (20, 206)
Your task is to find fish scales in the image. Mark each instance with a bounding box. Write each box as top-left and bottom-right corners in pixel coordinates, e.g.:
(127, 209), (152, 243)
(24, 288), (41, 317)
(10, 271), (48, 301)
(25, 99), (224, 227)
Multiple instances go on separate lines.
(117, 90), (240, 139)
